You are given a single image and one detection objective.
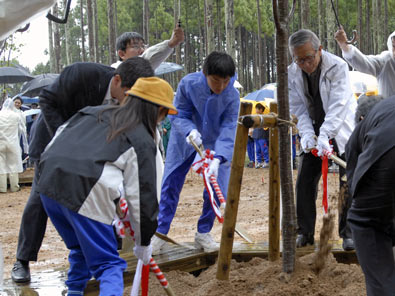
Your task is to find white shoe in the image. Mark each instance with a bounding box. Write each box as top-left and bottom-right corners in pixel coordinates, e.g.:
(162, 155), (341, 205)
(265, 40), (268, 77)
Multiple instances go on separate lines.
(151, 235), (166, 255)
(194, 232), (219, 252)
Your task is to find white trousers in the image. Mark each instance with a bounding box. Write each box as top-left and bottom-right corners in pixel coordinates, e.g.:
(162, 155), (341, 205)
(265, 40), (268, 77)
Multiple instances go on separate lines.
(0, 173), (20, 192)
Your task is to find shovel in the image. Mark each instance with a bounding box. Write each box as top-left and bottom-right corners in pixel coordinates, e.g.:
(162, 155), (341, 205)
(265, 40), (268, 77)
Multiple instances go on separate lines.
(188, 136), (254, 243)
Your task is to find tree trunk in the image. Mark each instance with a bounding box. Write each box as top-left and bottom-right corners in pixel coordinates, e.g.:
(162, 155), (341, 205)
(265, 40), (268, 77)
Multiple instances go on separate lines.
(366, 0), (371, 53)
(272, 0), (297, 273)
(224, 0), (235, 60)
(174, 0), (182, 82)
(376, 0), (383, 52)
(143, 0), (149, 44)
(63, 0), (72, 65)
(216, 0), (221, 51)
(107, 0), (117, 64)
(257, 0), (265, 86)
(384, 0), (388, 44)
(372, 0), (378, 53)
(53, 4), (62, 73)
(358, 0), (363, 52)
(197, 0), (205, 64)
(80, 0), (86, 62)
(318, 0), (326, 48)
(237, 26), (244, 87)
(86, 0), (94, 62)
(301, 0), (310, 28)
(93, 0), (100, 62)
(48, 18), (55, 73)
(253, 34), (258, 89)
(325, 0), (336, 53)
(263, 33), (268, 84)
(205, 0), (215, 54)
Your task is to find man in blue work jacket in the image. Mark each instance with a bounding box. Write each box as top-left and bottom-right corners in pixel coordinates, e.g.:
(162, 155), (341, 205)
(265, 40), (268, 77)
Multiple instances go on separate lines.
(152, 51), (240, 254)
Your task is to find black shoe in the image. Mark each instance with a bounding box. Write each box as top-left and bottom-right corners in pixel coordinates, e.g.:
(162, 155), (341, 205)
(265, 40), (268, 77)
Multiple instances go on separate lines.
(342, 238), (355, 251)
(296, 233), (314, 248)
(11, 261), (31, 283)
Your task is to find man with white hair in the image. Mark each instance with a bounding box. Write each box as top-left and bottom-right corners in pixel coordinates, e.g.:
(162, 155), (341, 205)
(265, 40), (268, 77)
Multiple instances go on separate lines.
(335, 28), (395, 98)
(288, 29), (357, 250)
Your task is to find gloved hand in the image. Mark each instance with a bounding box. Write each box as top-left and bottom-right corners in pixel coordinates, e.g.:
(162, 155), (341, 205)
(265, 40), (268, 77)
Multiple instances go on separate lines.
(133, 244), (152, 265)
(316, 134), (331, 157)
(186, 129), (202, 147)
(207, 158), (220, 178)
(300, 133), (317, 153)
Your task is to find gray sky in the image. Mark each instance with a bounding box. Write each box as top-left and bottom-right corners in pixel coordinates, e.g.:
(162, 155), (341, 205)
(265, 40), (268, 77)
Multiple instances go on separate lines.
(11, 14), (49, 71)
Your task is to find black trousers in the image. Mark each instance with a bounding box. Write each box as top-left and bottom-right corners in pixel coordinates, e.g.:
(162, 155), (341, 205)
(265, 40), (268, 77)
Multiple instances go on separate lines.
(347, 148), (395, 296)
(16, 162), (48, 262)
(296, 151), (352, 238)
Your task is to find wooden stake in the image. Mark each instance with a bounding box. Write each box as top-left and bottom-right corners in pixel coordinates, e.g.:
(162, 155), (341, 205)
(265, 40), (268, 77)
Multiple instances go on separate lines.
(216, 101), (252, 280)
(268, 102), (280, 261)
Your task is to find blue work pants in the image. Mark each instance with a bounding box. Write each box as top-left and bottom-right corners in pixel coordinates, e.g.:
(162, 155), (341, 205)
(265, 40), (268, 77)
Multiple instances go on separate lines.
(40, 194), (127, 296)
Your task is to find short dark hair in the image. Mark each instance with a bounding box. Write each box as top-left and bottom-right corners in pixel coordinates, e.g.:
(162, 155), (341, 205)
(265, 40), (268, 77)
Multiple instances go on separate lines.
(355, 94), (384, 123)
(202, 51), (236, 78)
(116, 32), (145, 61)
(114, 57), (154, 88)
(13, 96), (23, 104)
(255, 103), (265, 111)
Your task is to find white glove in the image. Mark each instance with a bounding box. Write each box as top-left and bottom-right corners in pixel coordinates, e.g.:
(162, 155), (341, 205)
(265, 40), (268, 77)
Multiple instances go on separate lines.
(207, 158), (220, 178)
(133, 244), (152, 265)
(300, 134), (317, 153)
(316, 134), (331, 157)
(186, 129), (202, 147)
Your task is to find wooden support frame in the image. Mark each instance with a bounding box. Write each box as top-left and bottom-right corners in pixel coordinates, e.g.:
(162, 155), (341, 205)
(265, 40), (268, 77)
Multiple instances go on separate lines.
(268, 102), (280, 261)
(216, 101), (253, 280)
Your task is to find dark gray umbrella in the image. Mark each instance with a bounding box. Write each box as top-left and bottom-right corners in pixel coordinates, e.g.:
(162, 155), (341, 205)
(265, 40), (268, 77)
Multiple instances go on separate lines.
(155, 62), (183, 76)
(20, 73), (59, 97)
(0, 66), (34, 84)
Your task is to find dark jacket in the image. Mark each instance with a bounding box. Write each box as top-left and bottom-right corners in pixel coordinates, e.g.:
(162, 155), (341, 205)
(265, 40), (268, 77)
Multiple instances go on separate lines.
(38, 106), (158, 246)
(39, 62), (114, 137)
(346, 96), (395, 197)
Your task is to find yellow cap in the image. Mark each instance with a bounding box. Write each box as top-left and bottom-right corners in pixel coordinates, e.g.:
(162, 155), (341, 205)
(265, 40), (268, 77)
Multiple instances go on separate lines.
(126, 77), (177, 115)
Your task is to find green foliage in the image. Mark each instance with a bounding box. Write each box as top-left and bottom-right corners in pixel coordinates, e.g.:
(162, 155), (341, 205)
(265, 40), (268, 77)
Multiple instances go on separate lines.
(32, 62), (51, 75)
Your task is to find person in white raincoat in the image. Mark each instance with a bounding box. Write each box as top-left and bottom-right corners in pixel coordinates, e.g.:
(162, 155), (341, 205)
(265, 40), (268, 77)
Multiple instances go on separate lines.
(288, 29), (357, 250)
(0, 98), (28, 192)
(335, 28), (395, 98)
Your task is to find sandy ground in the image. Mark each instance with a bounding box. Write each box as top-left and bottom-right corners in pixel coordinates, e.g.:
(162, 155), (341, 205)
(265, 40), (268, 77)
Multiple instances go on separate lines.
(0, 164), (367, 295)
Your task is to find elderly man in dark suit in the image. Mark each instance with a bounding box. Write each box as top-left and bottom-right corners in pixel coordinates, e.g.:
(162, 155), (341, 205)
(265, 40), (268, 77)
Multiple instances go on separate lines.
(11, 57), (154, 283)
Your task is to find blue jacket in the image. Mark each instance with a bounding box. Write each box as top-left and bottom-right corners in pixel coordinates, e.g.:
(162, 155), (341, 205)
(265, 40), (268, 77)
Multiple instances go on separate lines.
(163, 71), (240, 177)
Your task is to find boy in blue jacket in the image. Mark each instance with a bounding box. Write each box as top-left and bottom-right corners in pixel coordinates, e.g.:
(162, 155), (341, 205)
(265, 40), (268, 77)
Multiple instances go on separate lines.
(152, 51), (240, 254)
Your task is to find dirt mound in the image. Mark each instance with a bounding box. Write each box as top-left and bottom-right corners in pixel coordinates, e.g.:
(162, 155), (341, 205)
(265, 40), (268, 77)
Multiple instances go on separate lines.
(137, 254), (365, 296)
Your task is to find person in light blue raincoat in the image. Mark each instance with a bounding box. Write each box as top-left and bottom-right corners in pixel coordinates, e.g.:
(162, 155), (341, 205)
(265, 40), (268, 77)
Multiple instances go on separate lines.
(152, 52), (240, 254)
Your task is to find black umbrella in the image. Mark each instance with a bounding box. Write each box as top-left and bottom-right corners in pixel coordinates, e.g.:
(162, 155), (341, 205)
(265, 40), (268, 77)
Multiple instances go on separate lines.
(20, 73), (59, 97)
(155, 62), (183, 76)
(0, 66), (34, 84)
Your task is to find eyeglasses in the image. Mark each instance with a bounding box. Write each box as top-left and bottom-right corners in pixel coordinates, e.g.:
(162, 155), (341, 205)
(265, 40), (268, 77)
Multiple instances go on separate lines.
(127, 43), (148, 51)
(293, 50), (317, 65)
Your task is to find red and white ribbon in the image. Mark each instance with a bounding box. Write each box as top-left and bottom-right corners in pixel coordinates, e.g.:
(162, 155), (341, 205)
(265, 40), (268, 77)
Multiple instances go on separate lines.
(112, 187), (170, 296)
(191, 149), (225, 223)
(311, 148), (331, 214)
(149, 257), (169, 289)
